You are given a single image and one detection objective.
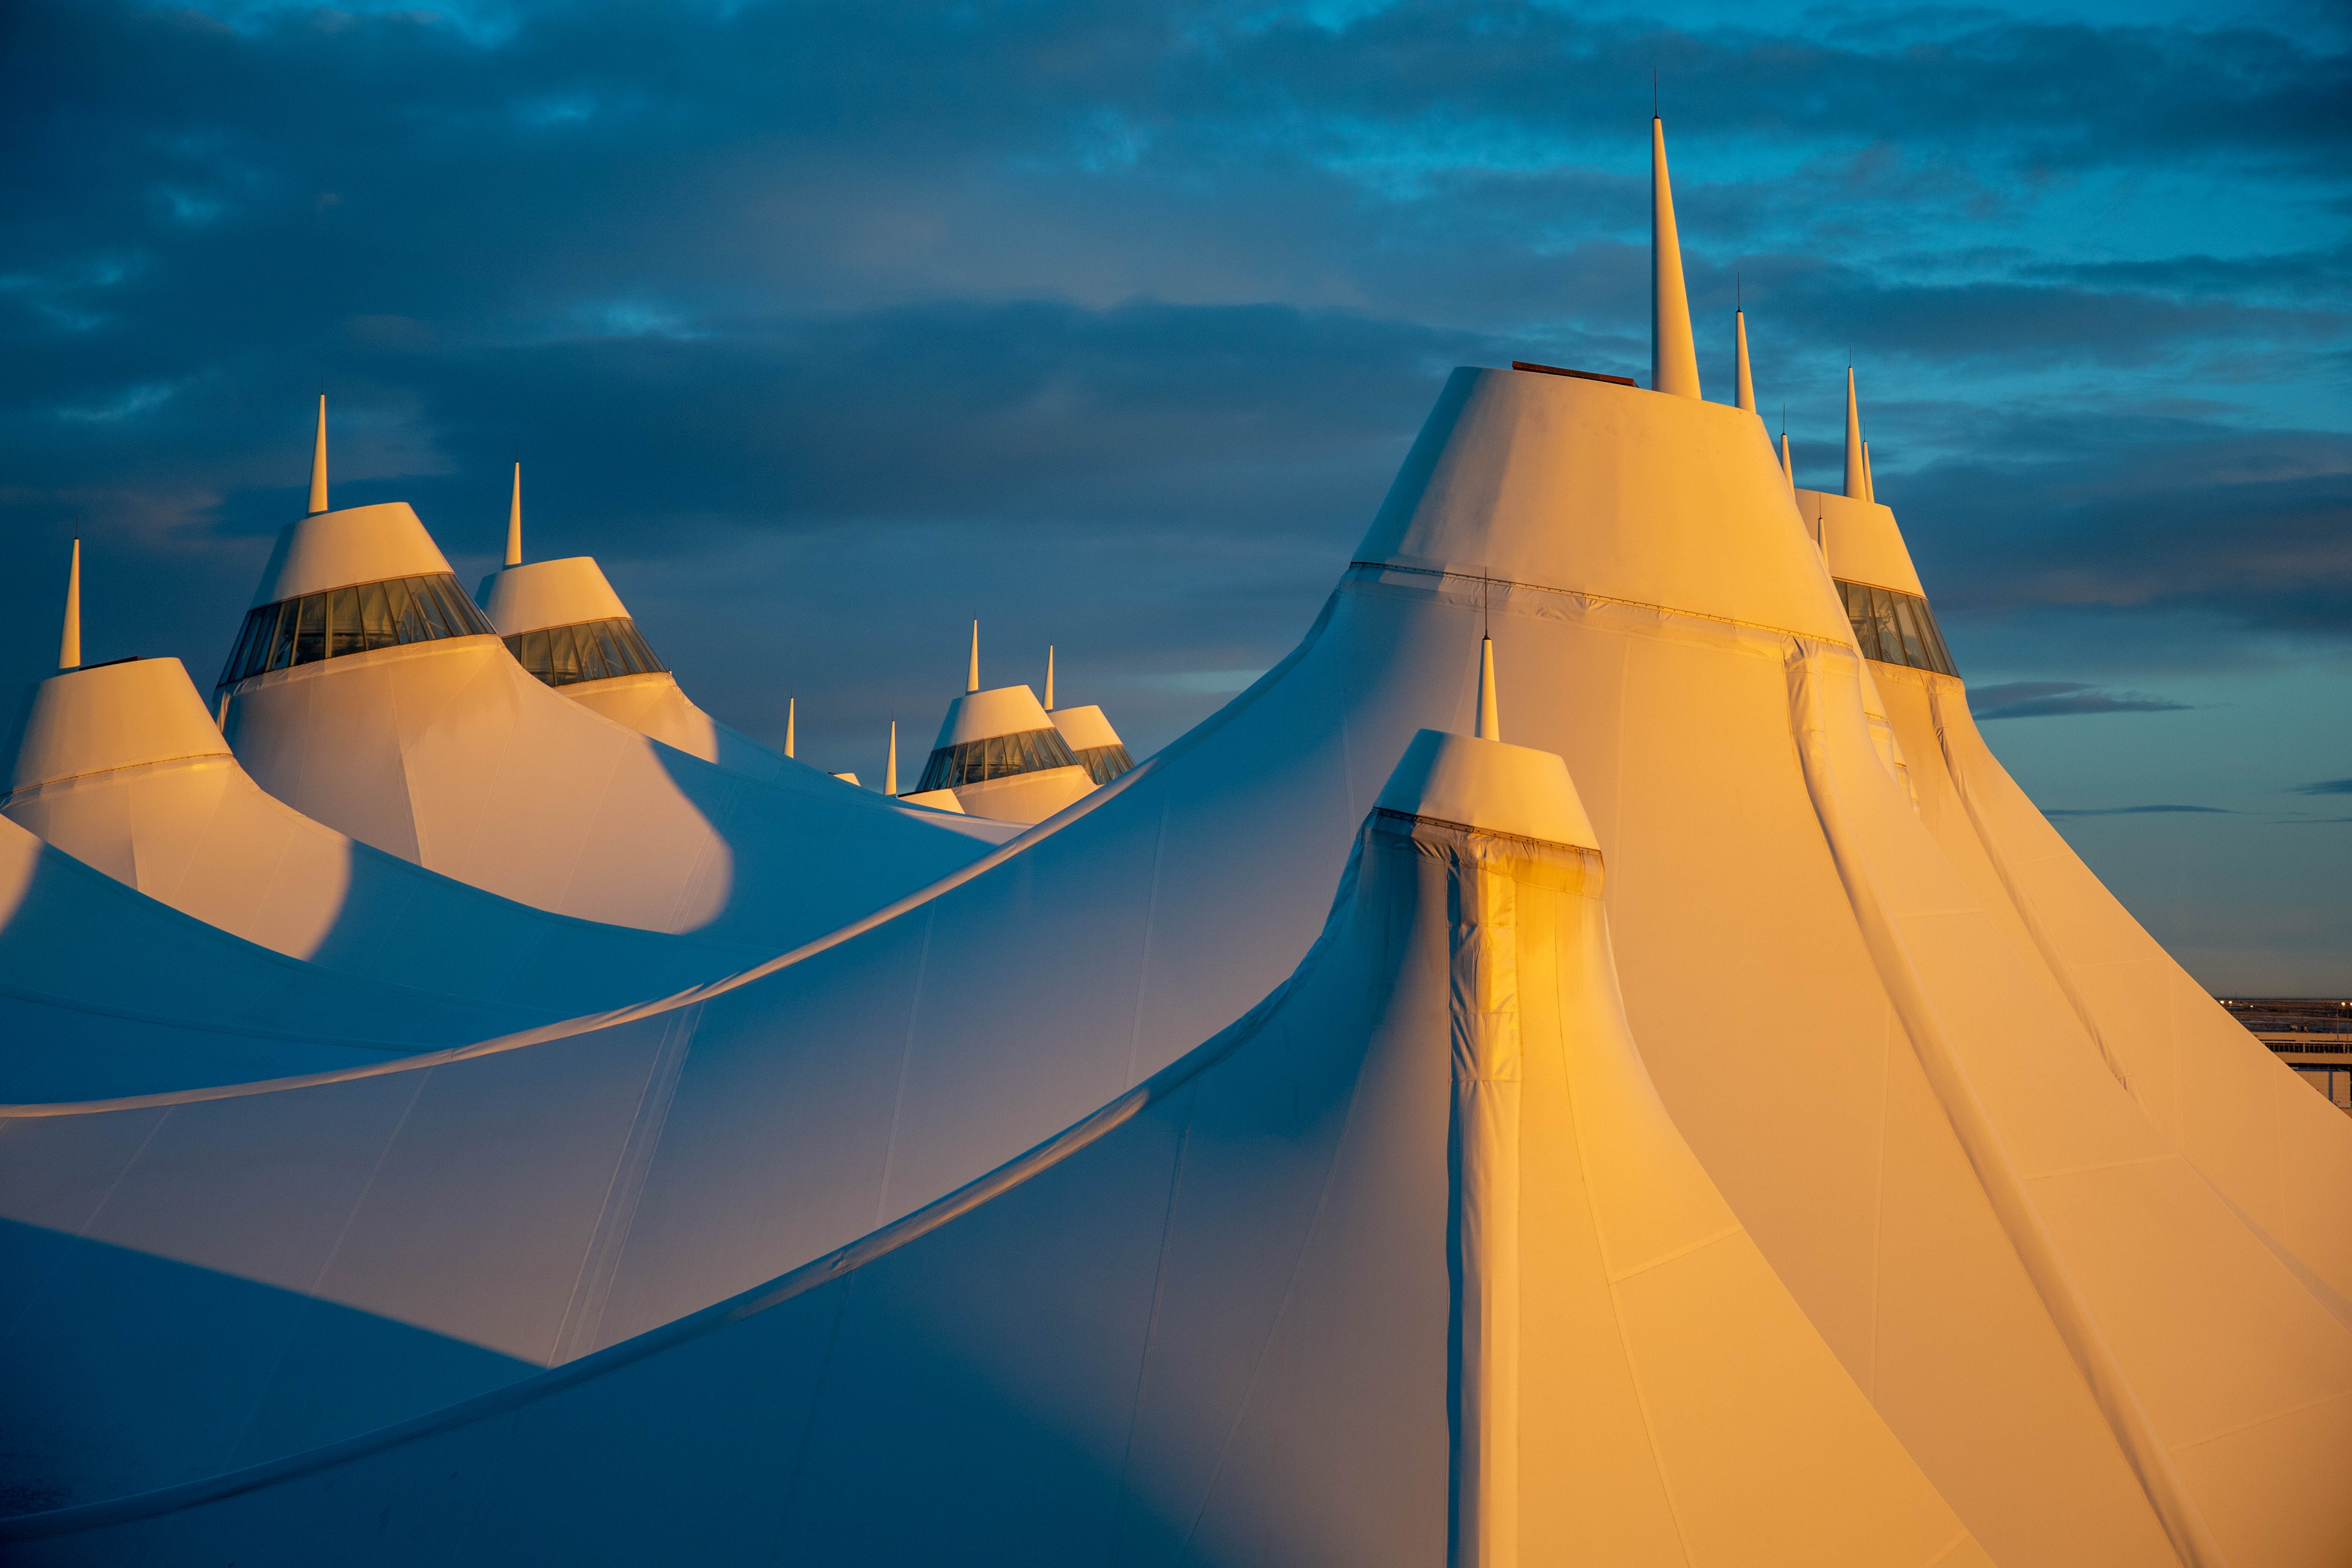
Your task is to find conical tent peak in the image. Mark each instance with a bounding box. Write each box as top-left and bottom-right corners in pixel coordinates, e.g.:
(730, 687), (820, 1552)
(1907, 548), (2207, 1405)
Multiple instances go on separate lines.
(1044, 645), (1055, 711)
(58, 538), (82, 672)
(1844, 367), (1867, 501)
(308, 395), (329, 515)
(1475, 635), (1501, 743)
(505, 462), (523, 567)
(1734, 309), (1756, 413)
(967, 622), (980, 695)
(784, 696), (796, 759)
(1650, 117), (1702, 400)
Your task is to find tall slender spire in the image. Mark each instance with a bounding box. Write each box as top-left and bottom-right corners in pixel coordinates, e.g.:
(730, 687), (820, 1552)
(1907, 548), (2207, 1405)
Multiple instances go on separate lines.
(784, 695), (796, 759)
(966, 621), (980, 694)
(504, 462), (523, 567)
(1780, 429), (1795, 494)
(885, 719), (899, 796)
(1650, 116), (1701, 400)
(1475, 636), (1501, 743)
(307, 394), (329, 514)
(1734, 309), (1755, 413)
(1044, 645), (1055, 710)
(58, 538), (81, 672)
(1843, 367), (1866, 500)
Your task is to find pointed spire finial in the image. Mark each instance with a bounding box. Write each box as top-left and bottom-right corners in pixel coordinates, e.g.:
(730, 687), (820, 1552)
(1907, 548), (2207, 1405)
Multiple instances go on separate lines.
(966, 620), (980, 694)
(784, 695), (796, 759)
(308, 394), (329, 514)
(1843, 367), (1867, 500)
(1044, 644), (1055, 711)
(504, 461), (523, 567)
(1780, 429), (1795, 495)
(58, 538), (81, 672)
(1734, 308), (1756, 413)
(1650, 116), (1702, 400)
(1475, 635), (1501, 743)
(1862, 439), (1876, 504)
(885, 718), (899, 796)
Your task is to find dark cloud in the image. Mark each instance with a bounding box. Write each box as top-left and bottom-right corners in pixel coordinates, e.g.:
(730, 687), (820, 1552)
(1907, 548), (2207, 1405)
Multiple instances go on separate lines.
(2296, 778), (2352, 795)
(1, 0), (2347, 757)
(1969, 680), (2193, 720)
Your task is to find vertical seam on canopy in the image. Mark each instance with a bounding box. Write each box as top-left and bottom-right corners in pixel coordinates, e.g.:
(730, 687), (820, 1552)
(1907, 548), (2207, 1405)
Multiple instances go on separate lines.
(1109, 1088), (1196, 1566)
(876, 910), (936, 1228)
(1177, 960), (1382, 1557)
(763, 1272), (856, 1566)
(221, 1068), (432, 1481)
(1556, 920), (1695, 1566)
(0, 1104), (175, 1345)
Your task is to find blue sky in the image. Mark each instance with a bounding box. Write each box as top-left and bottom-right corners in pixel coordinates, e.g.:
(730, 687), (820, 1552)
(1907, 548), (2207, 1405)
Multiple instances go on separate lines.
(3, 0), (2346, 988)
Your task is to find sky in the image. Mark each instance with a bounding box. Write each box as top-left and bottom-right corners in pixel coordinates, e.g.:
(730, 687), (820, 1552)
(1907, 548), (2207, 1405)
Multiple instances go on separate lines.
(2, 0), (2347, 990)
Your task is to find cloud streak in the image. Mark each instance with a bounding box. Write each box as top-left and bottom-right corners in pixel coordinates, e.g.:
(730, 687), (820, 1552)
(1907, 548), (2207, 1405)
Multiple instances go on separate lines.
(1969, 681), (2193, 720)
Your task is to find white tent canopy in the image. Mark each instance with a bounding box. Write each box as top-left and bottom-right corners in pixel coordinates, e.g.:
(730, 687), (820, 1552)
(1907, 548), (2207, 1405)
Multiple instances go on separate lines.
(217, 500), (1014, 943)
(0, 731), (1989, 1566)
(7, 367), (2347, 1562)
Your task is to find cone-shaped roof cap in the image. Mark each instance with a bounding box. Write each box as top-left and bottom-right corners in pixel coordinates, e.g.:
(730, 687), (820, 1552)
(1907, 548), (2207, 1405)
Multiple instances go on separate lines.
(478, 556), (631, 635)
(1651, 118), (1701, 400)
(308, 395), (329, 515)
(251, 502), (457, 607)
(58, 538), (81, 672)
(504, 463), (523, 568)
(1844, 367), (1867, 500)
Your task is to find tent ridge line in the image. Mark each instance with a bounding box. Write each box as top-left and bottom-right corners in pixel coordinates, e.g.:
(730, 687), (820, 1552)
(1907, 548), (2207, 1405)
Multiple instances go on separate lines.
(1, 749), (235, 805)
(1785, 646), (2225, 1568)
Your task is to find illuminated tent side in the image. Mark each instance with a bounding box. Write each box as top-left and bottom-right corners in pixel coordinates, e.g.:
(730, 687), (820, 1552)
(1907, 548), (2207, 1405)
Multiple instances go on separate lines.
(3, 654), (771, 1041)
(903, 630), (1093, 822)
(20, 365), (2348, 1565)
(11, 122), (2349, 1560)
(216, 488), (1014, 942)
(0, 729), (1984, 1568)
(475, 478), (795, 783)
(1045, 703), (1133, 786)
(1823, 486), (2352, 1323)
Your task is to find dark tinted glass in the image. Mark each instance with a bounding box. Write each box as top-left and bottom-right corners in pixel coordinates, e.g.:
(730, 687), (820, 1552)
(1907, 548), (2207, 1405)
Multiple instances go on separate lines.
(916, 727), (1081, 792)
(1071, 742), (1135, 786)
(502, 617), (667, 688)
(1833, 578), (1958, 677)
(217, 572), (498, 689)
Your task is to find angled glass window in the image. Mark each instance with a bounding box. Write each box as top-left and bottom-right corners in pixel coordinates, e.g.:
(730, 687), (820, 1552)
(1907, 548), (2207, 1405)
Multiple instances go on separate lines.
(917, 727), (1082, 792)
(503, 617), (668, 688)
(217, 572), (499, 690)
(1834, 579), (1958, 677)
(1070, 742), (1135, 787)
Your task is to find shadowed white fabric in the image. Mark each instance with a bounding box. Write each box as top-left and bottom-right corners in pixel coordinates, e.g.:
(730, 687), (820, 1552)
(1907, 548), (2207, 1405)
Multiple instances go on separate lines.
(0, 734), (1988, 1567)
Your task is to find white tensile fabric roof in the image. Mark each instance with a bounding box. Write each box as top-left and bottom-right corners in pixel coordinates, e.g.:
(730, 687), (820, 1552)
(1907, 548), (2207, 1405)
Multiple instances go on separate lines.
(220, 499), (1016, 945)
(0, 655), (779, 1099)
(0, 733), (1992, 1566)
(1, 357), (2347, 1563)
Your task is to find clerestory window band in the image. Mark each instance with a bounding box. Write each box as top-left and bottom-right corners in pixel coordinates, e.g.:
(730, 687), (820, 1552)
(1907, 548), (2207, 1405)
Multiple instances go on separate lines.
(217, 573), (497, 691)
(1835, 579), (1959, 677)
(503, 617), (668, 689)
(917, 727), (1081, 793)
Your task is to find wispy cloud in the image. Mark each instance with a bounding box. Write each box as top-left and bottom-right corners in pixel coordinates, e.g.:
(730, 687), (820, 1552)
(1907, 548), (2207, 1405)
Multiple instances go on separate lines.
(1969, 681), (2192, 720)
(2044, 804), (2234, 817)
(2295, 778), (2352, 795)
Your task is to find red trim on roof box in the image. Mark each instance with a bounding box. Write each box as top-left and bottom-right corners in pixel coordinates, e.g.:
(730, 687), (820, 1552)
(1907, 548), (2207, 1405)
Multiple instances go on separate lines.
(1511, 361), (1638, 387)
